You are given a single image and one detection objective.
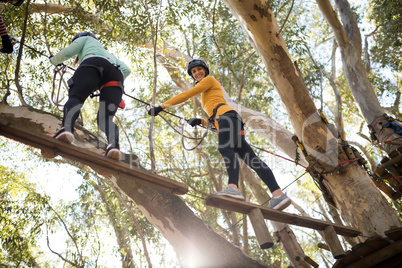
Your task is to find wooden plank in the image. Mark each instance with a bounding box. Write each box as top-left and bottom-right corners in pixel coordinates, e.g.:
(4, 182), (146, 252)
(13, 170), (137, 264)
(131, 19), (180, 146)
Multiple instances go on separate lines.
(0, 119), (188, 195)
(333, 249), (361, 268)
(350, 235), (390, 257)
(248, 208), (273, 249)
(384, 227), (402, 242)
(346, 239), (402, 268)
(205, 195), (361, 237)
(374, 253), (402, 268)
(323, 225), (345, 259)
(372, 178), (397, 199)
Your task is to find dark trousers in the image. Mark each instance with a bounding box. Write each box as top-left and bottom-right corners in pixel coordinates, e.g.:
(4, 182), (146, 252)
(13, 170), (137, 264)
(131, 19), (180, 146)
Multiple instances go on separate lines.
(217, 110), (280, 193)
(62, 57), (123, 146)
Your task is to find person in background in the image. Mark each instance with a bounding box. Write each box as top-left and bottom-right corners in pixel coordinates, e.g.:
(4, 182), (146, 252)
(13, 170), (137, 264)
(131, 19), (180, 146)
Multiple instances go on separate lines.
(148, 59), (291, 210)
(49, 32), (131, 160)
(0, 0), (25, 54)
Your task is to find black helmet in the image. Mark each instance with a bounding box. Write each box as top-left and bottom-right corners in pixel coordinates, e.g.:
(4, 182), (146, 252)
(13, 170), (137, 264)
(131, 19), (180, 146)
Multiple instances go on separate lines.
(72, 32), (97, 43)
(187, 59), (210, 79)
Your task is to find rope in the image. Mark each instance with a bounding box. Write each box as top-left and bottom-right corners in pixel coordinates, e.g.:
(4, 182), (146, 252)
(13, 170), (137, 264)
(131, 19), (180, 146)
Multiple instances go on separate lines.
(181, 121), (209, 151)
(250, 144), (312, 172)
(51, 64), (68, 111)
(14, 38), (76, 71)
(369, 116), (387, 134)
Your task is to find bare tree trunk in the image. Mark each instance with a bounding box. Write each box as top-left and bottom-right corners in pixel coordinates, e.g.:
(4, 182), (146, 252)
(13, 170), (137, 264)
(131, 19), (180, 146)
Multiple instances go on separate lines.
(222, 0), (402, 237)
(317, 0), (402, 154)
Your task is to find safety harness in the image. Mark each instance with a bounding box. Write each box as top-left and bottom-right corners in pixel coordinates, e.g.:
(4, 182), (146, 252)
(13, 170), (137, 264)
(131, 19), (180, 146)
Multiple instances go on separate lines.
(208, 103), (245, 135)
(71, 63), (126, 109)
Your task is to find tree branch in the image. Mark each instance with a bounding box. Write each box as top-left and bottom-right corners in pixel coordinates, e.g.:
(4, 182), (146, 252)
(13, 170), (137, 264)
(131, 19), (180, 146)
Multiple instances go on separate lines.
(14, 0), (30, 106)
(316, 0), (349, 47)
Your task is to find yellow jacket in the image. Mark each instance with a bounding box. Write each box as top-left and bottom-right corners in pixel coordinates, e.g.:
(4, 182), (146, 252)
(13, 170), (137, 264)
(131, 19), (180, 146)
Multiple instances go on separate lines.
(163, 76), (233, 128)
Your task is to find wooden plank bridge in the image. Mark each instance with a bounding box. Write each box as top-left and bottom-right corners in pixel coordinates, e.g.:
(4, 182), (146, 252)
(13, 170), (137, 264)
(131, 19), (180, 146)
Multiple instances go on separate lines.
(206, 194), (361, 258)
(206, 195), (361, 237)
(0, 118), (188, 195)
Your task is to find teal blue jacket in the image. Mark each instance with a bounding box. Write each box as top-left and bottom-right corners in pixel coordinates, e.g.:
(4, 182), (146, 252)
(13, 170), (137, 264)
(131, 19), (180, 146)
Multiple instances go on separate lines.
(50, 36), (131, 79)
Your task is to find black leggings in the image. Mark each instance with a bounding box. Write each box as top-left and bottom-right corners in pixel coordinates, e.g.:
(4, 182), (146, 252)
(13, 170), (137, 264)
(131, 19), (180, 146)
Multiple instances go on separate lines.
(217, 110), (280, 193)
(62, 57), (123, 146)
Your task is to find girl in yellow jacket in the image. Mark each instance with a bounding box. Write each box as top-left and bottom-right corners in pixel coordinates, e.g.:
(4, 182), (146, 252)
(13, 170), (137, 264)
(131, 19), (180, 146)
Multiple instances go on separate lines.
(148, 59), (290, 210)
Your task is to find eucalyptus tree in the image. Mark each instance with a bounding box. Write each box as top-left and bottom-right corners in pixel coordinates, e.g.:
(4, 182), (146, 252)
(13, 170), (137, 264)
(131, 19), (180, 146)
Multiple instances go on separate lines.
(2, 0), (400, 267)
(221, 0), (401, 239)
(316, 0), (402, 154)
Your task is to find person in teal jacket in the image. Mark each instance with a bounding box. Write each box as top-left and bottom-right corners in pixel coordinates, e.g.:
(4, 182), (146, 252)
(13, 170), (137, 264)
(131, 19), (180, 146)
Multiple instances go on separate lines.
(49, 32), (131, 160)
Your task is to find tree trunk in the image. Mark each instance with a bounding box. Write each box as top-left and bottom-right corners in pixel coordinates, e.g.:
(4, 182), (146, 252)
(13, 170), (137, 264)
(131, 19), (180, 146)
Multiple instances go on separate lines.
(0, 103), (271, 268)
(316, 0), (402, 154)
(222, 0), (402, 237)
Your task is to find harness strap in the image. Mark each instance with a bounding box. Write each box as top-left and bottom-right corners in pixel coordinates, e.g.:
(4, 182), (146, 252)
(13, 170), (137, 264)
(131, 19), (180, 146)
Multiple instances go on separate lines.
(208, 103), (226, 129)
(96, 80), (126, 109)
(77, 64), (104, 76)
(100, 80), (124, 91)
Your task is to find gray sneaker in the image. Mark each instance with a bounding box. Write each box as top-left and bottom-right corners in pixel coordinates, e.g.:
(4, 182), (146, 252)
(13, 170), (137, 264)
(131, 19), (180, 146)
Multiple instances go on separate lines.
(213, 186), (245, 200)
(268, 193), (291, 210)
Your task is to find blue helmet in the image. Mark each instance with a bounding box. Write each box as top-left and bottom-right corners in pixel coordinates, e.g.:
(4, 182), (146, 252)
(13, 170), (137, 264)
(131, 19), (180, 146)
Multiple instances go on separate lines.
(187, 59), (210, 79)
(72, 32), (97, 43)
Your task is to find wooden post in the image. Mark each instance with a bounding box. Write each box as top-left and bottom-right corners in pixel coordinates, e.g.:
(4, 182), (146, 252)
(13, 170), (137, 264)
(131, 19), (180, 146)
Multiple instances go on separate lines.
(248, 208), (274, 249)
(323, 225), (346, 259)
(304, 256), (319, 268)
(295, 256), (310, 268)
(317, 242), (330, 251)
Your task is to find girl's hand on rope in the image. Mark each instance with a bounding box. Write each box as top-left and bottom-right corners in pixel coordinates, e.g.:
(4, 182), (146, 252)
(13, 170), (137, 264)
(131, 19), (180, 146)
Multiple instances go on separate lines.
(148, 105), (163, 116)
(187, 118), (202, 127)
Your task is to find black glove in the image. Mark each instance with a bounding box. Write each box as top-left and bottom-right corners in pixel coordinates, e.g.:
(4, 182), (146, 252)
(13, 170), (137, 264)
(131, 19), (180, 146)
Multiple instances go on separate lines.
(1, 35), (13, 54)
(188, 118), (202, 127)
(148, 105), (163, 116)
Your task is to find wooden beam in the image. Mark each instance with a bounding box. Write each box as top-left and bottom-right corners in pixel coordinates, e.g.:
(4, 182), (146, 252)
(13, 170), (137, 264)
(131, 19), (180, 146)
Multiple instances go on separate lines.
(0, 119), (188, 195)
(248, 208), (274, 249)
(205, 195), (361, 237)
(323, 225), (346, 259)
